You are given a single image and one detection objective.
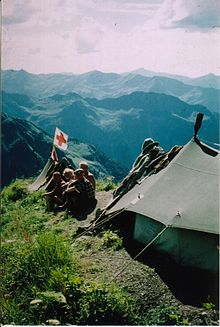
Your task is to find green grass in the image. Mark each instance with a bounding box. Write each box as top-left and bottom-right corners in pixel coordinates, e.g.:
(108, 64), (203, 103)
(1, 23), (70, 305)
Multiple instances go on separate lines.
(96, 176), (118, 191)
(102, 230), (123, 250)
(0, 179), (139, 325)
(145, 305), (189, 326)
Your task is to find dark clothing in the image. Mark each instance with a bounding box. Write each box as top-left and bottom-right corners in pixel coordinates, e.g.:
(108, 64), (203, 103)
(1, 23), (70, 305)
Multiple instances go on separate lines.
(74, 178), (95, 199)
(45, 176), (65, 194)
(66, 178), (96, 215)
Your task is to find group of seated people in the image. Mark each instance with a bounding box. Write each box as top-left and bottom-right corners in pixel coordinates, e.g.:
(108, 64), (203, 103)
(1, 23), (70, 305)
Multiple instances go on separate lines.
(43, 161), (97, 216)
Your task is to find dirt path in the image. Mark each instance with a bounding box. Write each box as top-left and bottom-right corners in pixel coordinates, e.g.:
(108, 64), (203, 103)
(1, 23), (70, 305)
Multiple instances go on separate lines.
(76, 190), (113, 227)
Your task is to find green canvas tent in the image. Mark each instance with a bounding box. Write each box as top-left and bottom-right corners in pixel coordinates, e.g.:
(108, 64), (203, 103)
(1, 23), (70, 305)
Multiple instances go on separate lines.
(104, 118), (219, 272)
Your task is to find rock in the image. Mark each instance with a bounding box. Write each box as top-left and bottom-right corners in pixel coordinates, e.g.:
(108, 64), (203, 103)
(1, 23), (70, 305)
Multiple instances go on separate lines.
(30, 299), (43, 305)
(46, 319), (60, 325)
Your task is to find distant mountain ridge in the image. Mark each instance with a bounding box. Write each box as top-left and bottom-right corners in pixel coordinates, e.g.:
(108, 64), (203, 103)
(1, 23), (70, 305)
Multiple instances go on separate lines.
(2, 69), (220, 113)
(129, 68), (220, 90)
(2, 114), (127, 187)
(3, 90), (219, 169)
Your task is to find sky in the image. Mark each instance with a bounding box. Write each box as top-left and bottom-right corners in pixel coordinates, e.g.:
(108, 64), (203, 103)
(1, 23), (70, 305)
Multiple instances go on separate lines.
(2, 0), (220, 77)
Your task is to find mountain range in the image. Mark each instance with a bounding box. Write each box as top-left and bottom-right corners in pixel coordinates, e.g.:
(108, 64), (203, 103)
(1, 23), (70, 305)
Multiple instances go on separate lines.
(2, 69), (220, 113)
(2, 69), (219, 187)
(2, 113), (127, 187)
(2, 90), (219, 169)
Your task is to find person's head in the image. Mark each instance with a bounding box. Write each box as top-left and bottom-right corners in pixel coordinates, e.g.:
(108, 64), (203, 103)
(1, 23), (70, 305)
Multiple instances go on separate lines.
(142, 138), (153, 152)
(143, 141), (159, 155)
(79, 161), (88, 172)
(74, 168), (84, 181)
(52, 171), (62, 183)
(63, 168), (75, 180)
(149, 148), (160, 159)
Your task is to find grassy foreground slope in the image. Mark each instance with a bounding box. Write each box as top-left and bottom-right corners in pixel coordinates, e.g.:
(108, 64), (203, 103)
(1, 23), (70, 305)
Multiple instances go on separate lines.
(1, 179), (219, 325)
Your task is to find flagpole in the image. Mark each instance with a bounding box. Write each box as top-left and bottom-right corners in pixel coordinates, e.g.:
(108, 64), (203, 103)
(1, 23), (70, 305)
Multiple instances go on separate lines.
(51, 145), (58, 162)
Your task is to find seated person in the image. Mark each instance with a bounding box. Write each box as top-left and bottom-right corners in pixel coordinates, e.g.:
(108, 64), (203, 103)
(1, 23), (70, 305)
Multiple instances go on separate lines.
(79, 161), (96, 190)
(43, 172), (66, 212)
(62, 167), (75, 182)
(43, 157), (74, 189)
(63, 168), (97, 215)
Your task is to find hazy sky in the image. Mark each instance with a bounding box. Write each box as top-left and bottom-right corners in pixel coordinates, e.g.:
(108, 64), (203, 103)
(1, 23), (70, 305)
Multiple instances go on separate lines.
(2, 0), (220, 77)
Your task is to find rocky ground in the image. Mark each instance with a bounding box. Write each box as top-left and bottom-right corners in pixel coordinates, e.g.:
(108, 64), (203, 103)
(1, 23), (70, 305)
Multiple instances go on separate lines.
(71, 191), (219, 325)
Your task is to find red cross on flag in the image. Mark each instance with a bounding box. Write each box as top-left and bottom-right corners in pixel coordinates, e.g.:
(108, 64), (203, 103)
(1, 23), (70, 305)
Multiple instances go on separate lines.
(53, 127), (68, 151)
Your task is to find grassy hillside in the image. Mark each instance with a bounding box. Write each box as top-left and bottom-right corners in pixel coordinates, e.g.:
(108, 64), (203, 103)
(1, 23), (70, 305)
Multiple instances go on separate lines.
(1, 179), (219, 325)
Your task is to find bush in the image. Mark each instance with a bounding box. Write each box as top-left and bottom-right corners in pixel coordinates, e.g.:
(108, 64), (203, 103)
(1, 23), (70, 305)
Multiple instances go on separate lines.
(65, 279), (139, 325)
(2, 179), (28, 202)
(145, 305), (189, 325)
(1, 232), (76, 324)
(2, 232), (75, 296)
(102, 230), (123, 250)
(96, 177), (117, 191)
(1, 239), (139, 325)
(203, 301), (215, 310)
(30, 291), (71, 325)
(1, 298), (28, 326)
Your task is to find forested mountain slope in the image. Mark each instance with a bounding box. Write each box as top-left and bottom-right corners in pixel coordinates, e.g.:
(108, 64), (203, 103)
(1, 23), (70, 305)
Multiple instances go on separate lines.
(2, 114), (127, 187)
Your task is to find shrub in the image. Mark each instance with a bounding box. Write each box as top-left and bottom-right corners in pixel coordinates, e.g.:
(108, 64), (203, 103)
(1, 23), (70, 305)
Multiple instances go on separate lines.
(1, 298), (29, 326)
(65, 279), (139, 325)
(2, 179), (45, 215)
(2, 255), (140, 325)
(47, 267), (74, 293)
(2, 179), (28, 202)
(1, 232), (77, 325)
(96, 177), (117, 191)
(145, 305), (189, 325)
(102, 230), (123, 250)
(30, 291), (71, 325)
(2, 232), (75, 296)
(22, 187), (45, 207)
(203, 301), (215, 310)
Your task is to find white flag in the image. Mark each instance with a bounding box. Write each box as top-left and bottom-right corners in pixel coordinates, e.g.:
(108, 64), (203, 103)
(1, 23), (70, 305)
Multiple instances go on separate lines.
(53, 127), (68, 151)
